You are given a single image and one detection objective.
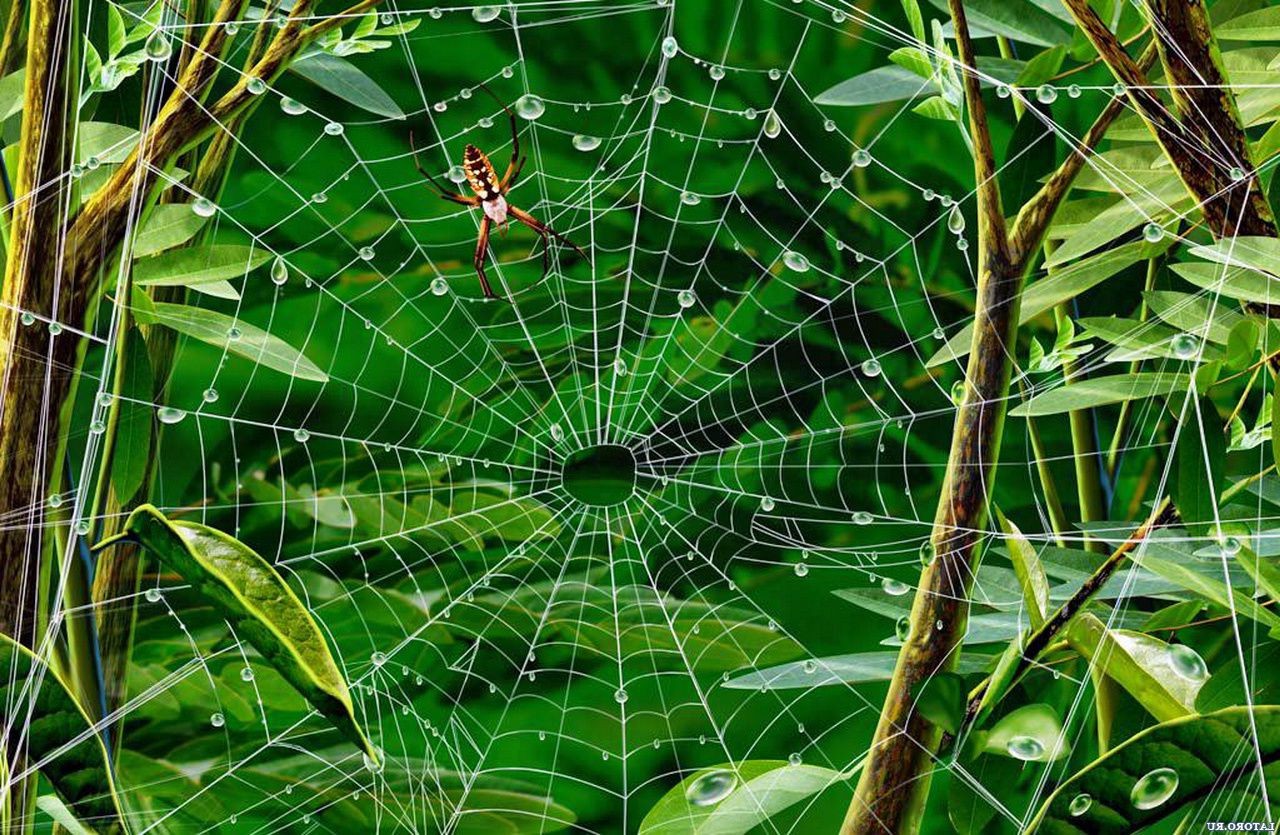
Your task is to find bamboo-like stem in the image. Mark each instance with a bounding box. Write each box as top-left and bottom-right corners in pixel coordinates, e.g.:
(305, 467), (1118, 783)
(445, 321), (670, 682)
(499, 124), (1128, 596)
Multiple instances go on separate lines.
(1107, 256), (1163, 477)
(842, 10), (1142, 833)
(1054, 304), (1107, 553)
(1021, 384), (1069, 546)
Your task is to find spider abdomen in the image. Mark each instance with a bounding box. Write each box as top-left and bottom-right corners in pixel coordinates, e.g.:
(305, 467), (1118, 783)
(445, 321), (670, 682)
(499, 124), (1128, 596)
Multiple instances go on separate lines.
(462, 144), (500, 201)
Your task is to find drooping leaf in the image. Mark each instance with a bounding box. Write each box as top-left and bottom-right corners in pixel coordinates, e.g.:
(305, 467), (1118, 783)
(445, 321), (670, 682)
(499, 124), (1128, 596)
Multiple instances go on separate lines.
(1066, 613), (1204, 722)
(290, 52), (405, 119)
(148, 301), (330, 382)
(1026, 706), (1280, 834)
(638, 760), (845, 834)
(133, 244), (271, 288)
(0, 633), (127, 832)
(101, 504), (377, 761)
(1011, 373), (1189, 417)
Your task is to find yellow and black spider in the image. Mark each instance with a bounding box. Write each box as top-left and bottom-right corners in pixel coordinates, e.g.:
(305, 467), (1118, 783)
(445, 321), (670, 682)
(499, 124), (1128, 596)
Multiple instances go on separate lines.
(410, 86), (588, 299)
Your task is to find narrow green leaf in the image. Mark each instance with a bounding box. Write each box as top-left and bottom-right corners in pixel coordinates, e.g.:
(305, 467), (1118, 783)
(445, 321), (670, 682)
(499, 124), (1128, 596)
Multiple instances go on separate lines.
(133, 244), (270, 288)
(1011, 373), (1188, 417)
(1173, 261), (1280, 306)
(1014, 45), (1067, 87)
(107, 3), (127, 57)
(1226, 318), (1261, 370)
(815, 65), (933, 106)
(111, 330), (154, 502)
(1216, 7), (1280, 39)
(77, 122), (137, 165)
(0, 68), (25, 121)
(1027, 706), (1280, 834)
(721, 651), (993, 690)
(902, 0), (926, 42)
(1065, 613), (1199, 722)
(1174, 397), (1227, 536)
(995, 508), (1049, 627)
(290, 52), (405, 119)
(0, 633), (127, 831)
(1140, 554), (1280, 636)
(35, 795), (95, 835)
(148, 301), (329, 382)
(638, 760), (844, 834)
(1190, 236), (1280, 276)
(888, 46), (933, 78)
(110, 504), (377, 761)
(927, 0), (1072, 46)
(131, 205), (208, 257)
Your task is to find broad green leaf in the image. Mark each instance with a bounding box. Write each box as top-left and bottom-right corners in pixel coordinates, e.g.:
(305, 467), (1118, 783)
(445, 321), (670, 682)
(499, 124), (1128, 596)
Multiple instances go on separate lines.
(888, 46), (933, 79)
(103, 504), (377, 761)
(1047, 181), (1191, 267)
(721, 651), (993, 690)
(638, 760), (844, 834)
(133, 244), (270, 288)
(110, 330), (154, 501)
(1226, 318), (1261, 369)
(0, 633), (126, 831)
(77, 122), (137, 165)
(1145, 290), (1245, 344)
(1174, 398), (1227, 536)
(814, 65), (934, 106)
(149, 301), (329, 382)
(1173, 262), (1280, 306)
(1216, 7), (1280, 40)
(926, 0), (1072, 46)
(996, 508), (1049, 627)
(1014, 45), (1066, 87)
(1190, 236), (1280, 276)
(1011, 373), (1188, 417)
(131, 205), (208, 257)
(290, 52), (405, 119)
(1065, 613), (1200, 722)
(983, 703), (1070, 762)
(1026, 706), (1280, 833)
(928, 240), (1166, 368)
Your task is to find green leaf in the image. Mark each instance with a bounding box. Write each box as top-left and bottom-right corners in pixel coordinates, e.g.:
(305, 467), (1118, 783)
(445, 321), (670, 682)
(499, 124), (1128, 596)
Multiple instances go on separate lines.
(0, 68), (25, 121)
(815, 65), (934, 106)
(888, 46), (933, 78)
(1011, 373), (1189, 417)
(902, 0), (926, 42)
(1226, 317), (1261, 370)
(1066, 612), (1203, 721)
(1014, 45), (1067, 87)
(638, 760), (844, 834)
(133, 244), (270, 288)
(148, 301), (329, 382)
(111, 330), (154, 501)
(915, 672), (966, 734)
(1139, 552), (1280, 637)
(290, 53), (405, 119)
(721, 651), (993, 690)
(926, 0), (1072, 46)
(996, 508), (1049, 627)
(0, 633), (127, 831)
(1026, 706), (1280, 834)
(1190, 236), (1280, 276)
(77, 122), (137, 165)
(1173, 261), (1280, 306)
(1273, 385), (1280, 473)
(983, 703), (1070, 762)
(1216, 7), (1280, 40)
(912, 94), (958, 121)
(131, 205), (208, 257)
(35, 796), (95, 835)
(1174, 397), (1227, 536)
(107, 2), (127, 57)
(105, 504), (377, 761)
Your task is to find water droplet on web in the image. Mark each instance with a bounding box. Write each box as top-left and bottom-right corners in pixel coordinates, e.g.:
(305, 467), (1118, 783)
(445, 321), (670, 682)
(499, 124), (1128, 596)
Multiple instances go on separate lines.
(1219, 536), (1243, 556)
(679, 191), (701, 206)
(760, 496), (775, 512)
(895, 616), (911, 641)
(919, 541), (936, 566)
(311, 192), (327, 204)
(1167, 644), (1208, 681)
(860, 358), (881, 377)
(210, 712), (225, 727)
(947, 205), (966, 234)
(430, 277), (449, 296)
(157, 407), (186, 425)
(47, 321), (63, 335)
(1067, 84), (1082, 99)
(951, 380), (966, 405)
(852, 148), (872, 168)
(515, 94), (545, 120)
(1171, 332), (1199, 359)
(614, 356), (628, 376)
(191, 197), (217, 217)
(240, 666), (254, 682)
(614, 688), (628, 704)
(794, 562), (808, 577)
(823, 118), (836, 132)
(1143, 222), (1164, 242)
(572, 134), (601, 152)
(882, 578), (910, 596)
(447, 164), (467, 184)
(781, 251), (809, 272)
(144, 31), (172, 61)
(246, 76), (266, 95)
(1006, 735), (1045, 761)
(708, 65), (725, 81)
(293, 428), (310, 443)
(788, 752), (803, 766)
(324, 121), (344, 136)
(201, 388), (219, 403)
(661, 36), (678, 58)
(1231, 166), (1247, 181)
(763, 110), (781, 139)
(1131, 767), (1178, 809)
(932, 326), (945, 340)
(270, 256), (288, 285)
(90, 419), (106, 434)
(145, 587), (161, 603)
(1069, 792), (1092, 816)
(19, 311), (35, 326)
(854, 511), (873, 525)
(677, 289), (696, 308)
(654, 86), (672, 105)
(1035, 84), (1057, 104)
(686, 770), (736, 806)
(472, 5), (500, 22)
(227, 326), (242, 341)
(363, 748), (384, 773)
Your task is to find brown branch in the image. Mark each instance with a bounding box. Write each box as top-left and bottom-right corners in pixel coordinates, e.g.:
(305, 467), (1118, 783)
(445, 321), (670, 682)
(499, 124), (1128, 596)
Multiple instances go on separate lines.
(0, 0), (26, 75)
(948, 0), (1007, 254)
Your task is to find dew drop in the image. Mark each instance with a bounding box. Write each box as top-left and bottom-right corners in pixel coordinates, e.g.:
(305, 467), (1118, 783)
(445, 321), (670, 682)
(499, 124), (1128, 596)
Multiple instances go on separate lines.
(1167, 644), (1208, 681)
(240, 666), (255, 682)
(210, 712), (225, 727)
(447, 164), (467, 184)
(788, 752), (803, 766)
(794, 562), (809, 577)
(614, 688), (628, 704)
(47, 494), (63, 508)
(653, 86), (672, 104)
(1006, 735), (1045, 761)
(1067, 84), (1082, 99)
(549, 423), (564, 442)
(1220, 536), (1243, 556)
(661, 36), (678, 58)
(860, 358), (881, 377)
(363, 749), (384, 773)
(89, 419), (106, 434)
(202, 388), (219, 403)
(293, 428), (310, 443)
(882, 577), (910, 596)
(430, 276), (449, 296)
(246, 76), (266, 95)
(853, 511), (873, 525)
(1131, 767), (1178, 810)
(947, 205), (966, 234)
(686, 770), (736, 806)
(614, 356), (628, 376)
(763, 110), (781, 139)
(895, 616), (911, 641)
(145, 587), (161, 603)
(472, 5), (500, 22)
(191, 197), (217, 217)
(157, 407), (186, 425)
(1170, 332), (1199, 359)
(919, 541), (936, 566)
(708, 65), (725, 81)
(677, 289), (696, 309)
(781, 251), (809, 272)
(951, 379), (966, 405)
(852, 148), (872, 168)
(323, 121), (345, 136)
(1069, 793), (1092, 816)
(269, 256), (288, 285)
(47, 321), (63, 336)
(572, 134), (601, 152)
(19, 311), (35, 326)
(1143, 222), (1164, 242)
(144, 31), (172, 61)
(1035, 84), (1058, 104)
(515, 94), (546, 120)
(679, 191), (701, 206)
(760, 496), (775, 512)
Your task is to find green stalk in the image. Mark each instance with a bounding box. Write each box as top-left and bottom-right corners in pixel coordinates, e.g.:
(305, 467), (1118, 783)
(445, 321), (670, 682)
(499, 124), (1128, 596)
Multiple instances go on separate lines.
(1022, 387), (1069, 546)
(1107, 255), (1161, 477)
(1055, 304), (1107, 553)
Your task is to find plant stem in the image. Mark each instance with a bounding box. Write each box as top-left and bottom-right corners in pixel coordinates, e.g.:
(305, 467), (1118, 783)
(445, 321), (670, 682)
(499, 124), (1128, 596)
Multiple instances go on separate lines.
(1107, 255), (1162, 477)
(1055, 304), (1107, 553)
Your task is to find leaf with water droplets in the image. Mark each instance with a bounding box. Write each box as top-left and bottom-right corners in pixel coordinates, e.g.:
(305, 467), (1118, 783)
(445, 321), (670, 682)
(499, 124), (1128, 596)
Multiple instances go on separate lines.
(984, 703), (1070, 762)
(638, 760), (845, 834)
(1065, 613), (1203, 722)
(1027, 706), (1280, 834)
(100, 505), (377, 761)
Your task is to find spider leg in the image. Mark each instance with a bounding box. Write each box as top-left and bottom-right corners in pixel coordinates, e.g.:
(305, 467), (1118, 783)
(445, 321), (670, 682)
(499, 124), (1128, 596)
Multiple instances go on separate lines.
(474, 216), (499, 299)
(476, 82), (522, 188)
(409, 129), (478, 206)
(508, 205), (589, 263)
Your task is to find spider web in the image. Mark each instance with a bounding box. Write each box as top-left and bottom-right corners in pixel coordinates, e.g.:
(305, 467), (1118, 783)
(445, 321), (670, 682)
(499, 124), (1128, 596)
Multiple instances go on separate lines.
(22, 0), (1280, 832)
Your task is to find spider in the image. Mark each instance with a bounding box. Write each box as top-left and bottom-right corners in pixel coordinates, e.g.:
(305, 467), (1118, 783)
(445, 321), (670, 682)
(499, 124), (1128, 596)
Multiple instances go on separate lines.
(410, 87), (588, 299)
